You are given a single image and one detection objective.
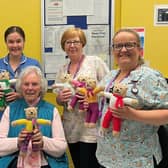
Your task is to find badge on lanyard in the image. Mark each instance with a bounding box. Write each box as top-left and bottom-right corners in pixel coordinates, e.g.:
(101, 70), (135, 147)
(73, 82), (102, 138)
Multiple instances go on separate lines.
(131, 80), (139, 94)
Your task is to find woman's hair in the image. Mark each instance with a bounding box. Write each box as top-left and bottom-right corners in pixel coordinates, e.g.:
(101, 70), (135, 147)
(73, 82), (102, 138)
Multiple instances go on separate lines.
(61, 27), (86, 51)
(4, 26), (25, 42)
(112, 28), (141, 46)
(15, 66), (47, 97)
(112, 28), (144, 65)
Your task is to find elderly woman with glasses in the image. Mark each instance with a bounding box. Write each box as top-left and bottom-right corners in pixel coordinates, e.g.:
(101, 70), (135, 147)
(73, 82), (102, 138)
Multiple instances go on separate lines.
(55, 27), (109, 168)
(96, 28), (168, 168)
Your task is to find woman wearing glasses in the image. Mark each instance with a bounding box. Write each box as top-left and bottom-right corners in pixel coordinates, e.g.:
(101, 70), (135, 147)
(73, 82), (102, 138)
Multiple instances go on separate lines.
(96, 28), (168, 168)
(55, 27), (109, 168)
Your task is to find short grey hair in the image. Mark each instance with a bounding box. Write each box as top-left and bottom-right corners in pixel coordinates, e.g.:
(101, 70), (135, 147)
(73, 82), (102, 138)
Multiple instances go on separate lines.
(15, 66), (47, 97)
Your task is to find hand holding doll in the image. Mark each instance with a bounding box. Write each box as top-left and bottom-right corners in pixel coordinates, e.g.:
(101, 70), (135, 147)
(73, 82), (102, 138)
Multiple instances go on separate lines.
(100, 83), (138, 137)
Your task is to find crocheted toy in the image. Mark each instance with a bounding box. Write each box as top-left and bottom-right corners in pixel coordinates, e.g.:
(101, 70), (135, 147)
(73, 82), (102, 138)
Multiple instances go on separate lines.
(52, 73), (74, 94)
(52, 73), (76, 115)
(0, 71), (17, 111)
(67, 74), (89, 112)
(101, 83), (138, 137)
(11, 107), (51, 156)
(77, 77), (104, 128)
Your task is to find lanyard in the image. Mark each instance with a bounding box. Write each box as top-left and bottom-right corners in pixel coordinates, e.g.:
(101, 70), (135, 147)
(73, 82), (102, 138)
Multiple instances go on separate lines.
(100, 70), (130, 114)
(106, 70), (129, 92)
(67, 55), (84, 79)
(100, 73), (117, 115)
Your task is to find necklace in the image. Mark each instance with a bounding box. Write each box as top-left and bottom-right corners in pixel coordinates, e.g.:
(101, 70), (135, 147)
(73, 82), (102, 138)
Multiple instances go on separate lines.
(67, 55), (84, 79)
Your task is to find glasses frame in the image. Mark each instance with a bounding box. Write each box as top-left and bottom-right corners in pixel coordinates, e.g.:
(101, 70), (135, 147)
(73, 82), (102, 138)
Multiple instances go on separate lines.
(112, 42), (139, 51)
(65, 40), (81, 46)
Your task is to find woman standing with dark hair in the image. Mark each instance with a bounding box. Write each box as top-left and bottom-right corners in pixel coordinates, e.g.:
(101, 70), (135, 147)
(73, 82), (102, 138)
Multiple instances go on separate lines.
(0, 26), (41, 118)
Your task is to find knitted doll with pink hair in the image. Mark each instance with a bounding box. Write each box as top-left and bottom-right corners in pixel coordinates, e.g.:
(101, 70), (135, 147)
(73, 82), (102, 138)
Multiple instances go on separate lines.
(77, 77), (104, 128)
(67, 75), (88, 112)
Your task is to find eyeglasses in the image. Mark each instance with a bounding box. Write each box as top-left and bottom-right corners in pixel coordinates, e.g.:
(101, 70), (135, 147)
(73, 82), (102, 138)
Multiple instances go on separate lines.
(65, 40), (81, 46)
(112, 42), (139, 51)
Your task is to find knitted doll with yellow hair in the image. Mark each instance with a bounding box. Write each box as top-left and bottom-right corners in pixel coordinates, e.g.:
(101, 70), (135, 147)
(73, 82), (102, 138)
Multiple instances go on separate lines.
(11, 107), (51, 156)
(77, 77), (104, 128)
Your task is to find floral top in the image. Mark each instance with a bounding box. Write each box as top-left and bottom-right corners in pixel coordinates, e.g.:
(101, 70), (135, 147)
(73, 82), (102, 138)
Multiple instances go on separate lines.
(55, 55), (109, 143)
(96, 64), (168, 168)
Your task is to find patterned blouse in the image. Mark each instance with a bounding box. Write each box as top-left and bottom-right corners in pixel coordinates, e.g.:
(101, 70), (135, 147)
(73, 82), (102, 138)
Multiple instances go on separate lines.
(96, 64), (168, 168)
(55, 55), (109, 143)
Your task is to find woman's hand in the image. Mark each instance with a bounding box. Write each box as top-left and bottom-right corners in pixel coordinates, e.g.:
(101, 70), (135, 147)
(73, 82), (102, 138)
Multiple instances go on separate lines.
(57, 88), (72, 103)
(112, 106), (138, 121)
(112, 106), (168, 125)
(17, 129), (43, 151)
(77, 93), (88, 111)
(5, 91), (21, 102)
(17, 129), (29, 149)
(32, 128), (43, 150)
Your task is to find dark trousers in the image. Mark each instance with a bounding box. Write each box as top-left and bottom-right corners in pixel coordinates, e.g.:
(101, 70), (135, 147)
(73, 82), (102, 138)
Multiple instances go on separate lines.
(153, 156), (158, 168)
(68, 142), (101, 168)
(157, 125), (168, 168)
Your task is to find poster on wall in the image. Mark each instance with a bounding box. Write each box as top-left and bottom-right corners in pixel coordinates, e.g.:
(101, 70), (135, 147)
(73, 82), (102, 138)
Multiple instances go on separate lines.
(42, 0), (114, 88)
(44, 0), (67, 25)
(84, 25), (110, 63)
(125, 27), (145, 57)
(133, 28), (145, 57)
(154, 5), (168, 26)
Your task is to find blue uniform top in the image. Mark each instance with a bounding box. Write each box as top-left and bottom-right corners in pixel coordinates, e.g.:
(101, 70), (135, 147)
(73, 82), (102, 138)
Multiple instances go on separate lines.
(96, 64), (168, 168)
(0, 54), (41, 79)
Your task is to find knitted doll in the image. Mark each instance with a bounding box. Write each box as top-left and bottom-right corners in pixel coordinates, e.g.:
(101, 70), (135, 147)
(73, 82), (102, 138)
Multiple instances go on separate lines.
(11, 107), (51, 156)
(67, 74), (89, 112)
(52, 73), (74, 94)
(101, 83), (138, 137)
(77, 77), (104, 128)
(0, 71), (17, 111)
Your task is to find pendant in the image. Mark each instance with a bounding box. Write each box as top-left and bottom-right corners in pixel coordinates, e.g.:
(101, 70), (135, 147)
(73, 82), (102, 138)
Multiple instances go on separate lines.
(131, 87), (138, 94)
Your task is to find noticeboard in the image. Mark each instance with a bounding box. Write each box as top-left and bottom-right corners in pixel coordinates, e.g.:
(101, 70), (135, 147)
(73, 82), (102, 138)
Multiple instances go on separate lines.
(41, 0), (115, 87)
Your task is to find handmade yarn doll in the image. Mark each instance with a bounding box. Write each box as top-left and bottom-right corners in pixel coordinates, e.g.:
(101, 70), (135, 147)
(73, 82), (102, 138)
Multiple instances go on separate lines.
(11, 107), (51, 156)
(67, 74), (89, 112)
(77, 77), (104, 128)
(101, 83), (138, 137)
(52, 73), (74, 94)
(0, 71), (17, 111)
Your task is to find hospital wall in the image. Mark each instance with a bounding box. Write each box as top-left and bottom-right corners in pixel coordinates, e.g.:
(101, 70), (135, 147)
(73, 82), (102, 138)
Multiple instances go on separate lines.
(0, 1), (168, 168)
(0, 0), (167, 78)
(0, 0), (167, 122)
(115, 0), (168, 77)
